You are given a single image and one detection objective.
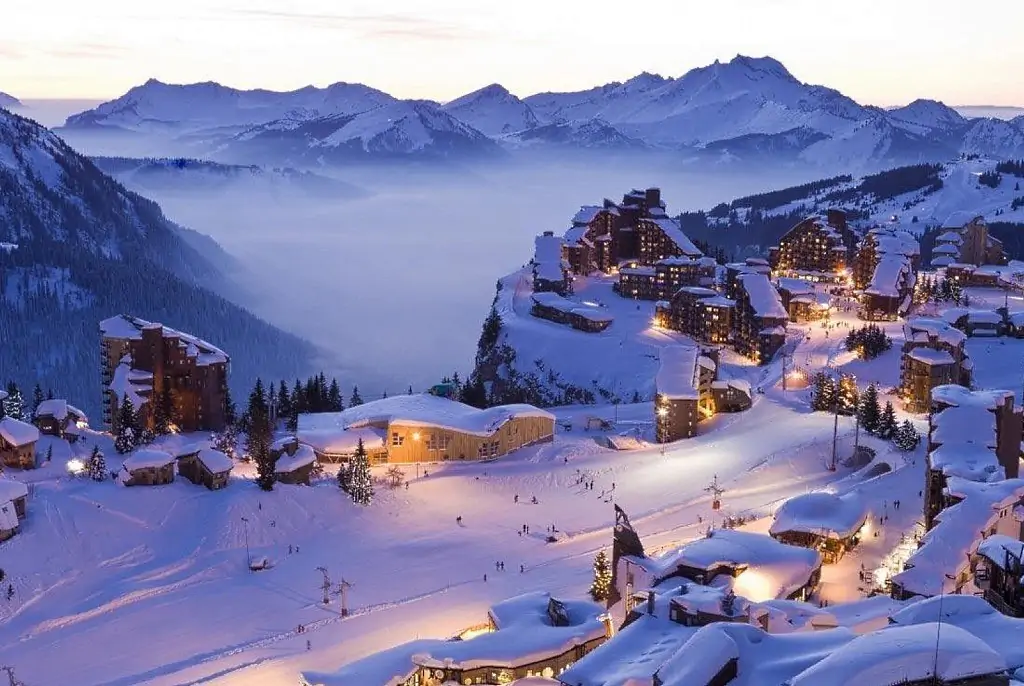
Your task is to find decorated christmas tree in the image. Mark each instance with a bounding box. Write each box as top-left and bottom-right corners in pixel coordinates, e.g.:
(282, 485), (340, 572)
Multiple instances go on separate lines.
(88, 445), (107, 481)
(894, 420), (921, 451)
(114, 396), (139, 454)
(348, 438), (374, 506)
(588, 550), (612, 602)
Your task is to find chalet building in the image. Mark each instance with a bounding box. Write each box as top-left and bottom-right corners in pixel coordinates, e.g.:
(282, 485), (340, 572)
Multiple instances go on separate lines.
(0, 479), (29, 543)
(0, 417), (39, 470)
(769, 212), (853, 280)
(274, 443), (316, 485)
(723, 258), (770, 301)
(923, 386), (1024, 531)
(296, 394), (556, 465)
(100, 315), (230, 434)
(530, 292), (613, 332)
(710, 379), (753, 414)
(971, 535), (1024, 617)
(942, 307), (1005, 337)
(900, 318), (971, 413)
(616, 257), (717, 301)
(769, 491), (869, 564)
(297, 427), (389, 465)
(532, 231), (570, 295)
(860, 253), (915, 320)
(932, 214), (1007, 267)
(852, 226), (920, 290)
(33, 399), (87, 442)
(775, 278), (830, 322)
(635, 216), (704, 266)
(733, 273), (788, 364)
(120, 449), (176, 486)
(562, 188), (666, 275)
(946, 263), (1005, 288)
(177, 448), (233, 490)
(654, 287), (734, 345)
(655, 346), (717, 443)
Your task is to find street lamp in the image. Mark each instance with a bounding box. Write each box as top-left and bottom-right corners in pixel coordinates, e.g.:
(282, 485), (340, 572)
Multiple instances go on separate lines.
(241, 516), (251, 571)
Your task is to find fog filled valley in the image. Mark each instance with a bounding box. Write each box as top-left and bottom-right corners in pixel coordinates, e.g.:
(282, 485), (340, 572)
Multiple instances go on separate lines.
(141, 162), (815, 395)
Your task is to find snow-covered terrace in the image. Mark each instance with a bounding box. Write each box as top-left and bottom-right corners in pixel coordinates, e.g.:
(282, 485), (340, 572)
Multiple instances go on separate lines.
(656, 346), (701, 401)
(737, 273), (788, 319)
(893, 478), (1024, 596)
(903, 318), (967, 348)
(297, 394), (555, 438)
(301, 593), (605, 686)
(769, 491), (869, 540)
(0, 417), (39, 447)
(977, 534), (1024, 570)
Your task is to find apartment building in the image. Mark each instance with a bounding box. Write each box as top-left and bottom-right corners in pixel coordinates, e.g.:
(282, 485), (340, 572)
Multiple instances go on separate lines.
(654, 287), (734, 345)
(769, 211), (854, 280)
(900, 318), (971, 413)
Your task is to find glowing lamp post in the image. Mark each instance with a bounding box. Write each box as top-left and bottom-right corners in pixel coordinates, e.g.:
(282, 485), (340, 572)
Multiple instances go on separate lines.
(66, 458), (86, 476)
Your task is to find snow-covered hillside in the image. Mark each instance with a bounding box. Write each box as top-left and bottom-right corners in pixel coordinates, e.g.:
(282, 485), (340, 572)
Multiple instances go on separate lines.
(441, 84), (540, 137)
(90, 156), (368, 198)
(213, 100), (503, 166)
(59, 56), (1024, 169)
(0, 91), (20, 108)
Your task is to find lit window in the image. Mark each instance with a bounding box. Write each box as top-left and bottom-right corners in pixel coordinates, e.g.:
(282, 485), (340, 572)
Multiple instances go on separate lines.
(391, 432), (404, 446)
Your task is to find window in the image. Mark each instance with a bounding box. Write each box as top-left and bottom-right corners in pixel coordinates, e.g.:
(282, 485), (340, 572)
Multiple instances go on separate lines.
(427, 434), (450, 450)
(391, 432), (404, 446)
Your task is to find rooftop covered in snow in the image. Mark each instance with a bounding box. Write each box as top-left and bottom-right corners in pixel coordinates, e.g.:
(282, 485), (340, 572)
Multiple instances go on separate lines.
(100, 314), (229, 366)
(656, 346), (703, 401)
(274, 444), (315, 473)
(122, 449), (175, 471)
(904, 318), (966, 347)
(770, 491), (869, 539)
(34, 399), (86, 421)
(737, 273), (788, 319)
(865, 254), (910, 298)
(0, 478), (29, 503)
(197, 448), (233, 474)
(0, 417), (40, 447)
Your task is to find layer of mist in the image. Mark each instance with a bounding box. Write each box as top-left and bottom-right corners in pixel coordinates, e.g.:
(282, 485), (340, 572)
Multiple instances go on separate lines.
(142, 160), (817, 397)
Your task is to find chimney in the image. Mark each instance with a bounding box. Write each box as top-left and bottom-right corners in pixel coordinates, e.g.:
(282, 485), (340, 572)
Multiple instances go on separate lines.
(646, 590), (656, 616)
(542, 230), (554, 237)
(646, 187), (662, 208)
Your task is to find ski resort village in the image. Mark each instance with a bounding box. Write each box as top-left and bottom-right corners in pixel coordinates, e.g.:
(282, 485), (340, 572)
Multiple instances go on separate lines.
(5, 167), (1024, 686)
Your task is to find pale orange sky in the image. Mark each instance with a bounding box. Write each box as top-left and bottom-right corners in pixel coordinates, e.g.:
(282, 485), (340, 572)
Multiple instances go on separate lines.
(2, 0), (1023, 106)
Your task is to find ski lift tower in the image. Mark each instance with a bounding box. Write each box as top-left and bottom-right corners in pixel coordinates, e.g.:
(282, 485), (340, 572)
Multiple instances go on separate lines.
(316, 566), (332, 605)
(337, 578), (353, 617)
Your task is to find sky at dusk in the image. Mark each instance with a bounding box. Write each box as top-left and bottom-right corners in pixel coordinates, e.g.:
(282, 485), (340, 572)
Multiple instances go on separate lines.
(3, 0), (1023, 106)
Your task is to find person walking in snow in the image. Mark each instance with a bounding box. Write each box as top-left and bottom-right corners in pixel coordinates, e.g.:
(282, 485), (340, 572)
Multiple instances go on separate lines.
(483, 574), (488, 582)
(306, 640), (311, 651)
(514, 494), (519, 504)
(520, 564), (525, 573)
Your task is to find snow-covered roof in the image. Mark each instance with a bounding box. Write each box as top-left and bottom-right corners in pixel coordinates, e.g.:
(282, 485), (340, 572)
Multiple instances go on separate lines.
(197, 448), (233, 474)
(0, 478), (28, 502)
(299, 426), (386, 454)
(572, 205), (603, 225)
(865, 254), (909, 298)
(936, 230), (963, 243)
(737, 273), (788, 319)
(904, 318), (966, 347)
(711, 378), (752, 395)
(775, 277), (814, 295)
(645, 217), (702, 257)
(122, 449), (175, 471)
(930, 443), (1002, 482)
(656, 346), (701, 401)
(790, 623), (1005, 686)
(0, 417), (39, 447)
(977, 534), (1024, 570)
(933, 243), (961, 255)
(100, 315), (229, 366)
(302, 592), (605, 686)
(931, 255), (955, 266)
(274, 444), (315, 473)
(531, 292), (614, 322)
(532, 233), (566, 283)
(907, 347), (955, 366)
(655, 529), (821, 602)
(931, 403), (997, 448)
(932, 384), (1013, 410)
(34, 399), (86, 421)
(770, 491), (869, 539)
(893, 478), (1024, 596)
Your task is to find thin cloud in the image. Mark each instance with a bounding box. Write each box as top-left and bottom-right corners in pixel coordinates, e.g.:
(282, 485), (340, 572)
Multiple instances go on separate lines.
(41, 43), (126, 60)
(231, 9), (484, 41)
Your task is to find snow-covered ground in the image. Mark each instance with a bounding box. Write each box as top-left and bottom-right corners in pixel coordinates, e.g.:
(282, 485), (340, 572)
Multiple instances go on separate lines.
(1, 284), (1021, 685)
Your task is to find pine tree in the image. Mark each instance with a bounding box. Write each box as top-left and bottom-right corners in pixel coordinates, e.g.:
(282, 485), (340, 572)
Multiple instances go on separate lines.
(114, 396), (139, 454)
(336, 462), (352, 493)
(810, 372), (837, 412)
(88, 445), (107, 481)
(588, 550), (612, 602)
(858, 384), (882, 434)
(245, 379), (275, 491)
(894, 420), (921, 451)
(31, 384), (44, 416)
(212, 423), (239, 459)
(327, 379), (342, 412)
(153, 385), (173, 435)
(837, 374), (859, 416)
(44, 445), (52, 463)
(277, 381), (292, 421)
(348, 438), (374, 506)
(292, 379), (305, 415)
(224, 386), (237, 427)
(350, 386), (363, 407)
(3, 382), (25, 421)
(877, 401), (898, 440)
(407, 385), (414, 395)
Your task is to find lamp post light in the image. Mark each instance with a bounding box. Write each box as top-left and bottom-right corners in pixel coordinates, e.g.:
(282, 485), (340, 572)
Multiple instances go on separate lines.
(240, 516), (251, 571)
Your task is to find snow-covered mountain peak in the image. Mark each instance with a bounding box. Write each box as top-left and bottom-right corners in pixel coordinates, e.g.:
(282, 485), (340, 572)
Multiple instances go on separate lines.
(442, 83), (540, 137)
(888, 99), (965, 129)
(724, 54), (795, 80)
(0, 91), (19, 108)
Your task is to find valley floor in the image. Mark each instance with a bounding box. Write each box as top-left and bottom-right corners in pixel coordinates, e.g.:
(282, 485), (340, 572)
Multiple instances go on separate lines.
(0, 287), (1022, 685)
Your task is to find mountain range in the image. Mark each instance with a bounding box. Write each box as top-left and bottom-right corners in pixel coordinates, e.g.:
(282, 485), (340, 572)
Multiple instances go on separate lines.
(0, 107), (315, 415)
(58, 56), (1024, 170)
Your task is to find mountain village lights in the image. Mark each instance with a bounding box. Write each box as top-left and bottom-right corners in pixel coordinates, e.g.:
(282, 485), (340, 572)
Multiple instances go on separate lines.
(66, 458), (86, 475)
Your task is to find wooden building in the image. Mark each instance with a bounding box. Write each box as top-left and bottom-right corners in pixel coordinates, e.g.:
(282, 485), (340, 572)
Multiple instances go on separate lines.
(900, 318), (971, 413)
(933, 214), (1007, 268)
(655, 286), (734, 345)
(294, 429), (388, 465)
(770, 213), (853, 279)
(723, 259), (771, 301)
(120, 449), (176, 486)
(616, 257), (717, 301)
(733, 273), (788, 364)
(0, 417), (40, 470)
(297, 395), (556, 465)
(0, 479), (29, 543)
(971, 535), (1024, 617)
(710, 379), (753, 414)
(530, 292), (613, 332)
(33, 399), (87, 442)
(274, 443), (317, 485)
(178, 448), (233, 490)
(860, 254), (915, 321)
(532, 231), (570, 295)
(776, 278), (831, 322)
(769, 491), (869, 564)
(100, 315), (230, 434)
(655, 346), (717, 443)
